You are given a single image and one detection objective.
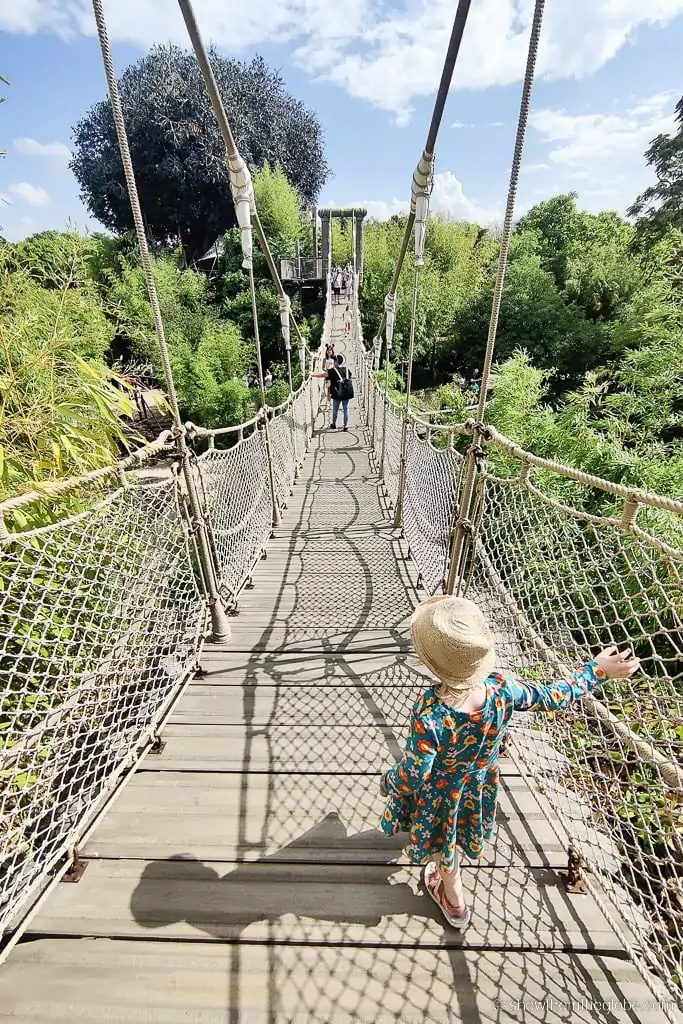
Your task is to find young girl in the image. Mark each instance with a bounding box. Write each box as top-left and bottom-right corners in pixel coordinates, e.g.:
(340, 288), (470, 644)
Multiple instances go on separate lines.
(380, 595), (639, 929)
(343, 305), (352, 335)
(322, 345), (335, 404)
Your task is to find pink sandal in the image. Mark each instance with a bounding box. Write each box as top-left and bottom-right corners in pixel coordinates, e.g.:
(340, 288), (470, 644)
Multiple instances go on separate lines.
(423, 862), (471, 930)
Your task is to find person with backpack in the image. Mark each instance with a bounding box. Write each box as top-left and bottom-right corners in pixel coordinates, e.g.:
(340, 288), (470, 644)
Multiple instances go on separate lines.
(314, 354), (354, 431)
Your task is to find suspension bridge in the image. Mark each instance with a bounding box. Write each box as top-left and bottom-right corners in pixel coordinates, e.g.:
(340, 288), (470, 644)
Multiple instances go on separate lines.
(1, 0), (683, 1020)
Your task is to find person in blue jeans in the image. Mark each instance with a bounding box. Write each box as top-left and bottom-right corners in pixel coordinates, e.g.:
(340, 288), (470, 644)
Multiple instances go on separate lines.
(314, 354), (352, 431)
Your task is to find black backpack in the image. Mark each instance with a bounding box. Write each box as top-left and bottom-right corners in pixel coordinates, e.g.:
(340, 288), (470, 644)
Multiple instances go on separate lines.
(334, 367), (354, 401)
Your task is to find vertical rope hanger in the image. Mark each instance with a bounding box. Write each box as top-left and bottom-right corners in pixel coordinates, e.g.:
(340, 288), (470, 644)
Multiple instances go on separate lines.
(378, 2), (473, 480)
(90, 0), (231, 642)
(446, 0), (546, 596)
(176, 0), (303, 386)
(176, 0), (288, 527)
(374, 0), (473, 359)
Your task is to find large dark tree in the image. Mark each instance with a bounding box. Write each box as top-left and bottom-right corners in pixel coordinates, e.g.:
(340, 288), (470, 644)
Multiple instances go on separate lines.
(71, 46), (329, 262)
(628, 96), (683, 242)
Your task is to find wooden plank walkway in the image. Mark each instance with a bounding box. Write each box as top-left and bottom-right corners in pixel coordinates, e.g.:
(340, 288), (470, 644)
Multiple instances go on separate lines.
(0, 308), (668, 1022)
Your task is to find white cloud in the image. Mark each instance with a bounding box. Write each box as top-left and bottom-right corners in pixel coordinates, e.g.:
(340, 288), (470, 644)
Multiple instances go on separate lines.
(530, 91), (678, 212)
(14, 137), (71, 160)
(8, 182), (51, 206)
(1, 1), (683, 122)
(353, 170), (501, 225)
(488, 121), (505, 128)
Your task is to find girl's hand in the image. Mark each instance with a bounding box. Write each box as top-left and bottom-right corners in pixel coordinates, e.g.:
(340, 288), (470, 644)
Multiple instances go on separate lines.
(594, 646), (640, 679)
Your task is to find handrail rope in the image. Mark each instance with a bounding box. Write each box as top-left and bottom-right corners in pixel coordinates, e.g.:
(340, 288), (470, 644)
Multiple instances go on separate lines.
(446, 0), (545, 596)
(1, 478), (173, 545)
(0, 361), (319, 518)
(359, 348), (683, 517)
(176, 0), (305, 384)
(0, 430), (174, 516)
(474, 537), (683, 792)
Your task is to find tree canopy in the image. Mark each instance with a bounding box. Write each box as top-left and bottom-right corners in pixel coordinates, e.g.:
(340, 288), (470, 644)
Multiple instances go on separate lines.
(70, 46), (329, 262)
(629, 95), (683, 242)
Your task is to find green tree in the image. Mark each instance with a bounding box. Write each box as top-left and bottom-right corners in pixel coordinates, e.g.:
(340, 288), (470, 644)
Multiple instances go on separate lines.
(0, 254), (132, 497)
(4, 241), (115, 362)
(451, 255), (606, 384)
(629, 95), (683, 242)
(11, 230), (94, 289)
(106, 253), (249, 426)
(515, 194), (584, 290)
(71, 46), (329, 263)
(253, 163), (305, 256)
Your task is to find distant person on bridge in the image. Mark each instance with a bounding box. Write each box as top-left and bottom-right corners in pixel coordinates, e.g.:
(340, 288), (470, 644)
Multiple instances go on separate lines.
(322, 344), (335, 406)
(379, 596), (639, 930)
(313, 353), (353, 431)
(343, 305), (352, 335)
(332, 267), (342, 304)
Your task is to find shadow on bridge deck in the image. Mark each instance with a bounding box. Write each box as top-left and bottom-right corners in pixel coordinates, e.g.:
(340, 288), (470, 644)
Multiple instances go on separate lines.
(0, 310), (666, 1023)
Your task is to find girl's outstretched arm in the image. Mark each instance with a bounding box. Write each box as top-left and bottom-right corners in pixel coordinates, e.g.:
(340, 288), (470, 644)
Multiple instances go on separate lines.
(506, 645), (639, 713)
(380, 714), (438, 797)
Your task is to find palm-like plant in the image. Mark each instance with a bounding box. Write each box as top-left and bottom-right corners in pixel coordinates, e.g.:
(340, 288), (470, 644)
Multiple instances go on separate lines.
(0, 252), (135, 503)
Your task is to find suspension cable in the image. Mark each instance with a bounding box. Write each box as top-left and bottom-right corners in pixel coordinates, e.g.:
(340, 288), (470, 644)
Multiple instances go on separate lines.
(374, 0), (472, 346)
(91, 0), (231, 641)
(176, 0), (304, 375)
(446, 0), (546, 596)
(248, 265), (282, 528)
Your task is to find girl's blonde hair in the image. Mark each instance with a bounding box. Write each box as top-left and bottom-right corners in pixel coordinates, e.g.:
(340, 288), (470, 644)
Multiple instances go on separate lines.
(434, 678), (478, 702)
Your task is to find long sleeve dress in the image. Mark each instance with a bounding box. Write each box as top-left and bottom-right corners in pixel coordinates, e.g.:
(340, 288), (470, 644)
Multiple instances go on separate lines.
(379, 662), (608, 869)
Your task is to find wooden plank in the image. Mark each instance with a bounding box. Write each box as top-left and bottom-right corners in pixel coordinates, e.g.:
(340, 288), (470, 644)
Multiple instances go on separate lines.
(151, 723), (522, 774)
(170, 682), (428, 725)
(0, 939), (670, 1023)
(193, 651), (420, 679)
(214, 627), (413, 654)
(26, 859), (624, 952)
(82, 772), (555, 867)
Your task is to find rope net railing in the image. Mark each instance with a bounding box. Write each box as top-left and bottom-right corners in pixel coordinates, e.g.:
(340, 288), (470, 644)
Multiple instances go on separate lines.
(353, 327), (683, 1001)
(0, 334), (324, 940)
(0, 476), (202, 937)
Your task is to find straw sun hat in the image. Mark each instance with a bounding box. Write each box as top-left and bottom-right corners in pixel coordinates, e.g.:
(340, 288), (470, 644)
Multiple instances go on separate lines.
(410, 595), (496, 691)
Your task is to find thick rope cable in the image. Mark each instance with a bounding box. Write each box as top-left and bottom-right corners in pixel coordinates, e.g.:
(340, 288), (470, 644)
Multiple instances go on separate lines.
(475, 3), (545, 425)
(248, 264), (282, 528)
(90, 0), (230, 640)
(446, 0), (545, 595)
(373, 0), (472, 348)
(393, 262), (421, 527)
(176, 0), (304, 363)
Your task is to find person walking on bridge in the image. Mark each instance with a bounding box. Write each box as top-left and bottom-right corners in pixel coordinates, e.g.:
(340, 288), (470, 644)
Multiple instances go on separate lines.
(379, 595), (639, 929)
(313, 353), (354, 431)
(332, 267), (342, 304)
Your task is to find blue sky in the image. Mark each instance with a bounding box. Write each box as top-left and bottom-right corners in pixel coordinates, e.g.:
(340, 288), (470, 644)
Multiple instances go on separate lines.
(1, 0), (682, 241)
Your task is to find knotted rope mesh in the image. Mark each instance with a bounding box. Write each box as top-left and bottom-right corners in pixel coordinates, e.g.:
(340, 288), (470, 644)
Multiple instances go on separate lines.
(196, 431), (272, 603)
(352, 330), (683, 1001)
(0, 371), (317, 938)
(0, 479), (203, 937)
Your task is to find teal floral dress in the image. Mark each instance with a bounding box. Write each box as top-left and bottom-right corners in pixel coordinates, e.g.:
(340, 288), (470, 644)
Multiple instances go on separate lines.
(379, 662), (608, 868)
